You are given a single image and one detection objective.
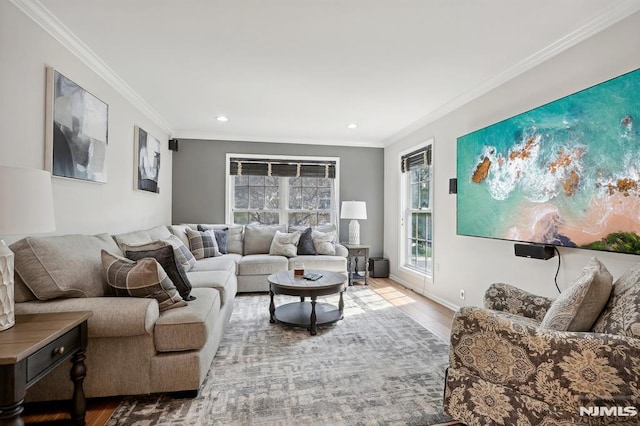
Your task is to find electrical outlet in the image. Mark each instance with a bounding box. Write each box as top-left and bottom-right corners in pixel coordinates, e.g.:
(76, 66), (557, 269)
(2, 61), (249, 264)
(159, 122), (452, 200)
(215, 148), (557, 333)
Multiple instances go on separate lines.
(459, 289), (465, 300)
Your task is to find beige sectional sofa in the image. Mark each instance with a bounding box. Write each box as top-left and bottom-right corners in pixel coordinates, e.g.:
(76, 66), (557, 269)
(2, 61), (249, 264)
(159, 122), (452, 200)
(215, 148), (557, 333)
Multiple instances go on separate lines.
(12, 223), (347, 401)
(172, 224), (348, 292)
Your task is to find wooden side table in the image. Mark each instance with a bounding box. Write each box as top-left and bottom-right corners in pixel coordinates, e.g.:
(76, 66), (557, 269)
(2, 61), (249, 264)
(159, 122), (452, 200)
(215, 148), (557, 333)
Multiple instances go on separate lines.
(343, 244), (370, 286)
(0, 311), (91, 426)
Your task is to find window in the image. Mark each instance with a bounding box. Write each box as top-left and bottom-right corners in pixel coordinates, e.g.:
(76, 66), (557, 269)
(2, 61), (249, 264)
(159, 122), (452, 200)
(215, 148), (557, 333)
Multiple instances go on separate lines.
(401, 144), (433, 276)
(227, 155), (338, 227)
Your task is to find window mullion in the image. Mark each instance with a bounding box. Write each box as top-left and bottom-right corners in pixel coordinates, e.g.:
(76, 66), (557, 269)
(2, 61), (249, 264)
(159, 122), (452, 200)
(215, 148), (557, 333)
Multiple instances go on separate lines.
(280, 177), (287, 225)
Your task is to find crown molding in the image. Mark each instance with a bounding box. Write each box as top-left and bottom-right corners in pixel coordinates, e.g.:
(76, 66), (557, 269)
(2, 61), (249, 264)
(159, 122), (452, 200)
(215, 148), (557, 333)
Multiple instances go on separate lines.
(172, 130), (385, 148)
(10, 0), (173, 136)
(384, 1), (640, 147)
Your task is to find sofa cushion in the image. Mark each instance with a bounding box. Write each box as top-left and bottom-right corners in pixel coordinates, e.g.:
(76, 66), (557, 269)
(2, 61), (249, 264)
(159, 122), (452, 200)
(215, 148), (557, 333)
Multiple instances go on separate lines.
(112, 225), (172, 249)
(297, 227), (317, 255)
(154, 287), (220, 352)
(101, 250), (187, 312)
(238, 254), (288, 276)
(592, 261), (640, 337)
(244, 224), (286, 255)
(125, 245), (194, 301)
(312, 229), (337, 255)
(540, 257), (612, 332)
(193, 255), (238, 273)
(269, 230), (301, 257)
(11, 233), (121, 300)
(186, 228), (221, 259)
(187, 269), (236, 306)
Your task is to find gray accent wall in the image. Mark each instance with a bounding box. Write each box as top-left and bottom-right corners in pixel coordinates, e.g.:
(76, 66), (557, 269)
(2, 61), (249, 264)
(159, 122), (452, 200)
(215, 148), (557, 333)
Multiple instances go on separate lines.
(172, 139), (384, 257)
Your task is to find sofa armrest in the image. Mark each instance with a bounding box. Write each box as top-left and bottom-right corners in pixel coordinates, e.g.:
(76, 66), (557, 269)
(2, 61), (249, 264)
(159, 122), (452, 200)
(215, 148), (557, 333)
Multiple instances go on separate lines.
(334, 243), (348, 258)
(449, 306), (640, 412)
(16, 297), (159, 338)
(484, 283), (555, 321)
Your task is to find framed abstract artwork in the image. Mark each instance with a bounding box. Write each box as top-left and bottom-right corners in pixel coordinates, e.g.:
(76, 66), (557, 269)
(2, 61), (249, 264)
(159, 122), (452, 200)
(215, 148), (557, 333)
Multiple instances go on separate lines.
(134, 125), (161, 193)
(45, 67), (109, 183)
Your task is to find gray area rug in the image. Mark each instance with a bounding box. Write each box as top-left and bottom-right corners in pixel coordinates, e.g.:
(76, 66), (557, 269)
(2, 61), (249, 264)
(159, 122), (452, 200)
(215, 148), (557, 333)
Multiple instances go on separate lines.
(106, 286), (452, 425)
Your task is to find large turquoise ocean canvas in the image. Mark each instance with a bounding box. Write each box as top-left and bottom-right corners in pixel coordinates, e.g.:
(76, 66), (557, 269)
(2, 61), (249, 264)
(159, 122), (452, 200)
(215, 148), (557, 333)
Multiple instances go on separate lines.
(457, 68), (640, 254)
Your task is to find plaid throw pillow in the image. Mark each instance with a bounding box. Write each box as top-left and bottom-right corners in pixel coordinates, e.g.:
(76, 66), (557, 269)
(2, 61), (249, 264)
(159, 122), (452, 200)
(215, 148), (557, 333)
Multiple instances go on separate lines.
(125, 245), (195, 301)
(101, 250), (186, 311)
(186, 228), (221, 260)
(164, 234), (197, 271)
(197, 225), (229, 254)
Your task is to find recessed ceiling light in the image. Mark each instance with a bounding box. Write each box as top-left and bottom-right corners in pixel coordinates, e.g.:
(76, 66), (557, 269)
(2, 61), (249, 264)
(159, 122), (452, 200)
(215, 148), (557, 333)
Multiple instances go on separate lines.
(216, 116), (229, 122)
(346, 123), (357, 129)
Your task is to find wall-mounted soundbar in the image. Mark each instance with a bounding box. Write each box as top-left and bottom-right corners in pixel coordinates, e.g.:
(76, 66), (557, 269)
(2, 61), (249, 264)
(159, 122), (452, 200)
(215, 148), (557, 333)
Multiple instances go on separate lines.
(514, 243), (555, 260)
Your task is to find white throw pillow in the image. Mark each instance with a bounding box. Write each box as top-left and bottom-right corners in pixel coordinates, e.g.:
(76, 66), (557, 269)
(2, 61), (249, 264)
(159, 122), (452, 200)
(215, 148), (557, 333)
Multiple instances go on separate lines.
(312, 230), (337, 255)
(269, 231), (301, 258)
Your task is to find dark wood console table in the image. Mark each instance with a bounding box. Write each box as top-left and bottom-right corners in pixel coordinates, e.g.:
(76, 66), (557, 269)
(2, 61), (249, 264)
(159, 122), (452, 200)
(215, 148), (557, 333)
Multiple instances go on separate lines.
(0, 311), (91, 426)
(343, 244), (370, 286)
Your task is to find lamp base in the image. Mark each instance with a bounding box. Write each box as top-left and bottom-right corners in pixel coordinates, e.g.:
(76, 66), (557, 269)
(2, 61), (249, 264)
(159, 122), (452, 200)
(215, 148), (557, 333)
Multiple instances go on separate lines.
(348, 220), (360, 245)
(0, 240), (15, 331)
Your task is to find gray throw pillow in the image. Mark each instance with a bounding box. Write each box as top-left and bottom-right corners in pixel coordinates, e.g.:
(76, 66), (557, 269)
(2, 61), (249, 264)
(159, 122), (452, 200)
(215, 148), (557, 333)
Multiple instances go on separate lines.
(125, 245), (195, 301)
(592, 261), (640, 337)
(101, 250), (186, 311)
(269, 231), (301, 258)
(297, 227), (317, 255)
(540, 257), (613, 332)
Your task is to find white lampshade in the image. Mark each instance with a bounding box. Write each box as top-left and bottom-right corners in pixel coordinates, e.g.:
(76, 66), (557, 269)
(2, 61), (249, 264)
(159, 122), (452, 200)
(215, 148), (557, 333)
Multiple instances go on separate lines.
(340, 201), (367, 220)
(0, 165), (55, 331)
(0, 166), (56, 235)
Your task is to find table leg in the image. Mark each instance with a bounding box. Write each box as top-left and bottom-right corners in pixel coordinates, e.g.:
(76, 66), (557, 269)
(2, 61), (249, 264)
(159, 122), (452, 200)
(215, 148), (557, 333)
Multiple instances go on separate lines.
(347, 256), (353, 286)
(70, 350), (87, 425)
(300, 296), (305, 302)
(0, 400), (24, 426)
(309, 296), (317, 335)
(269, 290), (276, 323)
(364, 255), (369, 285)
(338, 290), (344, 319)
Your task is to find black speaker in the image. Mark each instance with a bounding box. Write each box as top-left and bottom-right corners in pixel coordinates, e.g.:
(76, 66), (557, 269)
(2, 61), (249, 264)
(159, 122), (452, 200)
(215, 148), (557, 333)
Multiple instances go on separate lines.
(449, 178), (457, 194)
(514, 243), (555, 260)
(168, 138), (179, 151)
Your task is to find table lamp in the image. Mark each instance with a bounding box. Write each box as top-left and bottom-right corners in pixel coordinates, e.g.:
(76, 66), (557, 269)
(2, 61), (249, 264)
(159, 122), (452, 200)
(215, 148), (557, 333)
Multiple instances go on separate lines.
(0, 166), (55, 331)
(340, 201), (367, 245)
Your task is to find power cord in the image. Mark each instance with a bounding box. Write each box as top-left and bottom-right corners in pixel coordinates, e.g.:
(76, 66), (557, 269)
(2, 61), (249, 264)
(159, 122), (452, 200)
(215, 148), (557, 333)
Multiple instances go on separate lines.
(553, 246), (561, 293)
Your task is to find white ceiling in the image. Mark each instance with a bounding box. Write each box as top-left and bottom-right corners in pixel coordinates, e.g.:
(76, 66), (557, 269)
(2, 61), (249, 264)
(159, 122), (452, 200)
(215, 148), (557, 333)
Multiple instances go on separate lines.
(19, 0), (640, 147)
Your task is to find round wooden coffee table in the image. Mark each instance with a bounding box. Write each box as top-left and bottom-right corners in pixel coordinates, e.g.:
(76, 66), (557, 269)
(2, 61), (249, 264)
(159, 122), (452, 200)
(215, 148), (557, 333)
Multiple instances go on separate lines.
(268, 270), (347, 335)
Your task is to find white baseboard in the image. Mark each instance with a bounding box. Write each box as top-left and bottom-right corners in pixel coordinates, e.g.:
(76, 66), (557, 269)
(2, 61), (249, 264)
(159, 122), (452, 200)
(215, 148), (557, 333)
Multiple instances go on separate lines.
(389, 273), (460, 312)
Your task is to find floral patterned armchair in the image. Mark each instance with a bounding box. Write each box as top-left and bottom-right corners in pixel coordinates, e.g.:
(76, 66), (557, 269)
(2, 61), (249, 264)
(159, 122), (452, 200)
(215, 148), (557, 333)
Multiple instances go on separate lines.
(443, 271), (640, 426)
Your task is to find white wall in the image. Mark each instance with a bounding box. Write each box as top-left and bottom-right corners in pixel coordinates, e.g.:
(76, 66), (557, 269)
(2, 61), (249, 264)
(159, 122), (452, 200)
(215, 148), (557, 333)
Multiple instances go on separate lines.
(384, 11), (640, 310)
(0, 2), (172, 243)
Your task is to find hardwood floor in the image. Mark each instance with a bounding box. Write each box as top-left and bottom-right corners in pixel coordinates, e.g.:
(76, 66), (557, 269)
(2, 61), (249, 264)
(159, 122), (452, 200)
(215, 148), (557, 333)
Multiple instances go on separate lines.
(22, 277), (458, 425)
